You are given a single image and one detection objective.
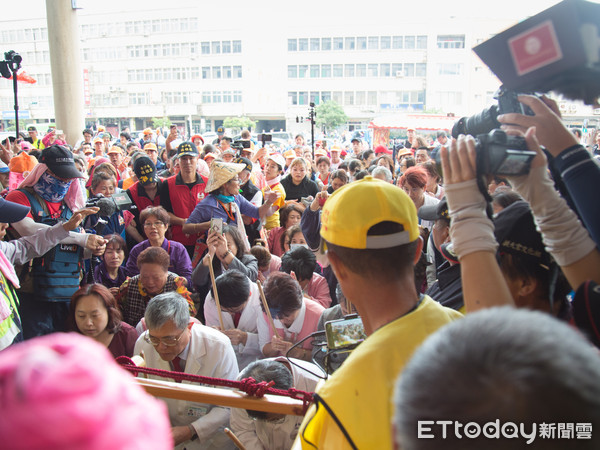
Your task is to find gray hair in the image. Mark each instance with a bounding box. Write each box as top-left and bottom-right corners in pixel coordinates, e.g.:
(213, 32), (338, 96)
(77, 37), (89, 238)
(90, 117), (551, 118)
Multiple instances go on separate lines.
(144, 292), (189, 330)
(239, 359), (293, 419)
(394, 307), (600, 450)
(372, 166), (393, 183)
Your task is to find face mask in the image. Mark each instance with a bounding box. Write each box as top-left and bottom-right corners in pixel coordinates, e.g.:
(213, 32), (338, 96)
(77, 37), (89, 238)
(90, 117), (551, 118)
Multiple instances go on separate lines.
(214, 193), (235, 204)
(33, 171), (72, 203)
(290, 243), (308, 250)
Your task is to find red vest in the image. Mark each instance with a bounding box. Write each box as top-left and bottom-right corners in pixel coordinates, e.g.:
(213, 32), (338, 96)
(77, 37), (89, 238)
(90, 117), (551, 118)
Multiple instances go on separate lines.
(167, 174), (207, 246)
(128, 181), (161, 212)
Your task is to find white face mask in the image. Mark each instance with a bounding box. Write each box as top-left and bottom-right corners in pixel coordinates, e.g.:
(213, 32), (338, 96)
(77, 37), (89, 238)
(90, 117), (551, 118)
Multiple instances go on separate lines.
(290, 243), (308, 250)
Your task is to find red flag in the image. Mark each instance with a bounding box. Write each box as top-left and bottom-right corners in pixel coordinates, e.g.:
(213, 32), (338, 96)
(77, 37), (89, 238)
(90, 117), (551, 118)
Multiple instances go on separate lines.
(8, 70), (37, 84)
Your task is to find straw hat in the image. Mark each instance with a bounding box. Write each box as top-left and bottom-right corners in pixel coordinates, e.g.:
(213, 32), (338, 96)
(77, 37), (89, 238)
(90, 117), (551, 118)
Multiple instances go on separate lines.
(205, 161), (245, 193)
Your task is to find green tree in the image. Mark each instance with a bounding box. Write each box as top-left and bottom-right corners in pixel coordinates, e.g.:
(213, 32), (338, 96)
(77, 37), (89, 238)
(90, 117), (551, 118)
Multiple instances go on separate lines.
(316, 101), (348, 134)
(151, 117), (172, 129)
(223, 116), (256, 133)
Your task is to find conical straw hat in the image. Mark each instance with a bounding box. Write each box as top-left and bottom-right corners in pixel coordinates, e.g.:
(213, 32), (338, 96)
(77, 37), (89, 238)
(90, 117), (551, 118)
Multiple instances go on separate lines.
(205, 161), (246, 193)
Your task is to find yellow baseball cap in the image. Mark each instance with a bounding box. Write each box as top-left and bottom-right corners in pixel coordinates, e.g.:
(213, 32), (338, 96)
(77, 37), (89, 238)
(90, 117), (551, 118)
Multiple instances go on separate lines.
(320, 176), (419, 249)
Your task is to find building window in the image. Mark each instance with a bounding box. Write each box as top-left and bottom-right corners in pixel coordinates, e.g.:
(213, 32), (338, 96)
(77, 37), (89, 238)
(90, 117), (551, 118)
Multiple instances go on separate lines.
(232, 40), (242, 53)
(288, 39), (297, 51)
(438, 63), (463, 75)
(404, 63), (415, 77)
(222, 41), (231, 53)
(212, 91), (222, 103)
(367, 91), (377, 105)
(223, 91), (232, 103)
(368, 64), (378, 77)
(233, 91), (242, 102)
(202, 92), (211, 103)
(321, 37), (331, 51)
(310, 65), (320, 78)
(299, 65), (308, 78)
(288, 65), (298, 78)
(333, 91), (342, 104)
(368, 36), (379, 50)
(333, 64), (343, 77)
(437, 35), (465, 49)
(333, 37), (343, 50)
(321, 64), (331, 78)
(344, 64), (355, 77)
(345, 37), (355, 50)
(299, 38), (308, 51)
(321, 91), (331, 102)
(344, 91), (354, 106)
(289, 91), (298, 105)
(310, 38), (320, 51)
(211, 67), (220, 78)
(392, 63), (402, 76)
(299, 91), (308, 105)
(356, 64), (366, 77)
(417, 36), (427, 49)
(356, 91), (366, 105)
(392, 36), (403, 49)
(405, 36), (415, 49)
(310, 92), (320, 105)
(211, 41), (221, 54)
(380, 36), (391, 49)
(233, 66), (242, 78)
(380, 63), (391, 77)
(416, 63), (427, 77)
(223, 66), (232, 78)
(357, 36), (367, 50)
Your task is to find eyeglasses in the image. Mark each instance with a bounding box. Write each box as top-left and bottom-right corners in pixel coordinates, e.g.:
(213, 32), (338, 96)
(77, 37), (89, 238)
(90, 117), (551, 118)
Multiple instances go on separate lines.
(228, 177), (240, 183)
(251, 415), (286, 424)
(144, 221), (165, 228)
(144, 327), (187, 347)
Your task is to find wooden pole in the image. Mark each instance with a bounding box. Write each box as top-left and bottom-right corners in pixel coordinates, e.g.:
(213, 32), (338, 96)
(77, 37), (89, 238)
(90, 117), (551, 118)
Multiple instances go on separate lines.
(136, 378), (306, 416)
(208, 254), (225, 330)
(224, 428), (247, 450)
(257, 280), (281, 338)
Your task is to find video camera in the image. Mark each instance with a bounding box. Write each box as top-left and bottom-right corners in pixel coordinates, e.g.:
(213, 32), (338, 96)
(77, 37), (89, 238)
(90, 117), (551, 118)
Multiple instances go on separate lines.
(85, 192), (136, 217)
(432, 129), (537, 177)
(231, 140), (251, 152)
(256, 134), (272, 144)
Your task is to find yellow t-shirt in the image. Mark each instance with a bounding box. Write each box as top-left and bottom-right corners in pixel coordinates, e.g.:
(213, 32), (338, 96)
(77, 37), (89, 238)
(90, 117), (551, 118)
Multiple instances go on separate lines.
(262, 182), (286, 230)
(296, 296), (463, 449)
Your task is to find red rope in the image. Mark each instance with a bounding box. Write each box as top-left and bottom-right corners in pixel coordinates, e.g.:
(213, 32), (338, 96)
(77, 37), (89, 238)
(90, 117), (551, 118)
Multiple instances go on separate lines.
(116, 356), (314, 413)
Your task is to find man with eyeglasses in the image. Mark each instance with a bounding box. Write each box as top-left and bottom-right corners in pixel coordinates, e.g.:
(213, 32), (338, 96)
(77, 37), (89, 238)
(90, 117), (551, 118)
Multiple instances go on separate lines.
(134, 292), (239, 449)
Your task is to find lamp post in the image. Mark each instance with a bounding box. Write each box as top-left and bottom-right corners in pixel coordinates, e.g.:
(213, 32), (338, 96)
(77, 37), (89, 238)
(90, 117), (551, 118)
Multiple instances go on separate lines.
(296, 102), (317, 160)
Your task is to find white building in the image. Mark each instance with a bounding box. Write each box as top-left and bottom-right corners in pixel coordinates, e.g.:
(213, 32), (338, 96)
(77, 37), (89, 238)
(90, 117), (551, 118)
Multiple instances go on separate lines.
(0, 0), (595, 139)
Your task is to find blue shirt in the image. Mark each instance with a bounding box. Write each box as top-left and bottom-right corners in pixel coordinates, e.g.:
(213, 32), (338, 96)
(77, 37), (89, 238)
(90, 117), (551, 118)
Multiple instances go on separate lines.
(186, 194), (259, 226)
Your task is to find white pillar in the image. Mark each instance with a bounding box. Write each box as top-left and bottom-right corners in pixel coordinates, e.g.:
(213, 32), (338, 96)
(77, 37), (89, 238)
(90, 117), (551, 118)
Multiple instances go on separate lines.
(46, 0), (84, 147)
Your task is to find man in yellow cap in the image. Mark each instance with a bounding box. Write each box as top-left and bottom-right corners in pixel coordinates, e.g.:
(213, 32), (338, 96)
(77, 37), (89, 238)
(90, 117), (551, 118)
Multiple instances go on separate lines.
(296, 176), (462, 449)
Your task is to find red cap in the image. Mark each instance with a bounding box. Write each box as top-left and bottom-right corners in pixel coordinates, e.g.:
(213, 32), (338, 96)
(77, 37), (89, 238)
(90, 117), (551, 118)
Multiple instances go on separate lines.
(374, 145), (392, 155)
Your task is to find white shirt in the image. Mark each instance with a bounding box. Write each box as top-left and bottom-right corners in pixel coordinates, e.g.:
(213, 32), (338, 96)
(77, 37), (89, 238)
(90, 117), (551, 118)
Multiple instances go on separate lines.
(134, 324), (239, 450)
(257, 301), (306, 352)
(204, 282), (263, 370)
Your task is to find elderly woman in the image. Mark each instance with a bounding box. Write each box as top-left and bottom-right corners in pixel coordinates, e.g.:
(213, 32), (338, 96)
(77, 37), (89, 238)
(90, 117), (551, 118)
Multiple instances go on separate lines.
(116, 246), (195, 327)
(281, 157), (319, 203)
(192, 225), (259, 308)
(68, 283), (138, 358)
(124, 206), (192, 285)
(183, 160), (278, 244)
(257, 272), (324, 362)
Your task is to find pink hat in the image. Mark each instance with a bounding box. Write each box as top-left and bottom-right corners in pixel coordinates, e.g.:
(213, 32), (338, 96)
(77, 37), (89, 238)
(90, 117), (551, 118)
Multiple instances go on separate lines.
(0, 333), (172, 449)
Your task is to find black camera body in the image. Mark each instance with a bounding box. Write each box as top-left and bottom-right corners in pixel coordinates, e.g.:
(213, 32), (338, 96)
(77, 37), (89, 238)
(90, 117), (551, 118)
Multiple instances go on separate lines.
(231, 140), (251, 151)
(256, 133), (272, 143)
(432, 129), (536, 177)
(451, 87), (536, 138)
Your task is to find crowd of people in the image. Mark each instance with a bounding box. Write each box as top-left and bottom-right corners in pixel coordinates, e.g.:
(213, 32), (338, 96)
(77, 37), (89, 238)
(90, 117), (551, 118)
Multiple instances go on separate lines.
(0, 93), (599, 449)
